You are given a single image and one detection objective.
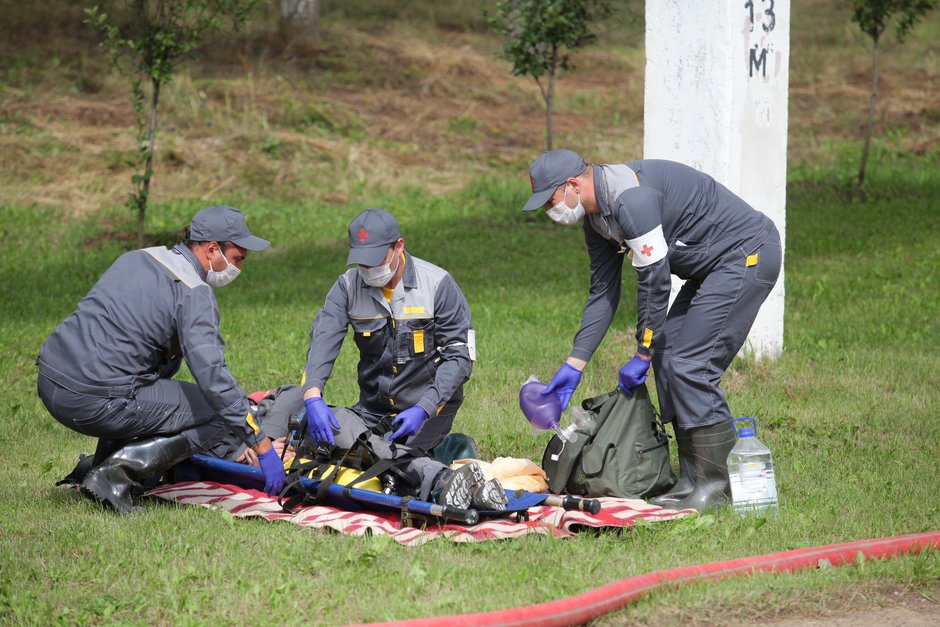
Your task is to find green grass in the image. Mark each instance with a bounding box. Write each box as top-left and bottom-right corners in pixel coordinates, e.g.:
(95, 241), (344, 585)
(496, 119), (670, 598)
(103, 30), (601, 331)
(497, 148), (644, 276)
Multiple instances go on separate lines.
(1, 146), (939, 624)
(1, 0), (940, 622)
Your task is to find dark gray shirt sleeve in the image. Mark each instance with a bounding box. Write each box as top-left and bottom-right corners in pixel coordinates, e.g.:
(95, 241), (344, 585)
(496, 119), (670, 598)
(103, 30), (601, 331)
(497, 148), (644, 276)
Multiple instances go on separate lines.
(571, 222), (624, 362)
(613, 186), (672, 356)
(303, 276), (350, 393)
(179, 286), (265, 447)
(415, 274), (473, 416)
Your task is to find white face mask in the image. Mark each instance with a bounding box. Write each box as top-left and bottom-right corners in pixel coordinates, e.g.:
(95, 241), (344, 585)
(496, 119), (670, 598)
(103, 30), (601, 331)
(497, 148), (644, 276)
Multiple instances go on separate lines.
(206, 246), (240, 288)
(546, 184), (585, 226)
(359, 250), (400, 287)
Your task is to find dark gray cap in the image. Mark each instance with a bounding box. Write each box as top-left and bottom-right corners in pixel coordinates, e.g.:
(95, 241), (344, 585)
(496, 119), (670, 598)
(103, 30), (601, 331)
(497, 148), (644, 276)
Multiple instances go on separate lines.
(522, 149), (587, 211)
(347, 208), (402, 266)
(189, 205), (270, 251)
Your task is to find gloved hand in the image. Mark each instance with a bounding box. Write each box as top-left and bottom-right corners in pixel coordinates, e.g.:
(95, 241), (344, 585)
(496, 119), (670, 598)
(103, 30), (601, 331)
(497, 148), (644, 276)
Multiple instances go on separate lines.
(542, 362), (583, 411)
(303, 397), (340, 445)
(618, 355), (651, 396)
(388, 406), (429, 442)
(257, 446), (286, 496)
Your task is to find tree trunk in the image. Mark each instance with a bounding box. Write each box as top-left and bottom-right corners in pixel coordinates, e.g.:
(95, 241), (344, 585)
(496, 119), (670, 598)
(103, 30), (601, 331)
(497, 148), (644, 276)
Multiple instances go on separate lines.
(546, 45), (556, 150)
(858, 38), (879, 186)
(139, 77), (160, 249)
(280, 0), (321, 46)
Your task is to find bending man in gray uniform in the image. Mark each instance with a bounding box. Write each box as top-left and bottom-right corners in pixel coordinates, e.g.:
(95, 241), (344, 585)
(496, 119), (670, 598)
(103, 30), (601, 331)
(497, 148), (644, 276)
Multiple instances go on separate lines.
(301, 208), (505, 511)
(37, 206), (287, 513)
(522, 150), (781, 511)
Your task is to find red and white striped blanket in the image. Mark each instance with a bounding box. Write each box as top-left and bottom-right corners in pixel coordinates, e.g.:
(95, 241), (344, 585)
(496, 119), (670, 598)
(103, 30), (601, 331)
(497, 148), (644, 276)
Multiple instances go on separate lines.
(147, 481), (694, 547)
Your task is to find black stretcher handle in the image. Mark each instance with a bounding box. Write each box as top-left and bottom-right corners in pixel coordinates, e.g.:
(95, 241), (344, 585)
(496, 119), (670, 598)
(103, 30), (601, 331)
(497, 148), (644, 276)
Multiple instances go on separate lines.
(429, 504), (480, 525)
(544, 494), (602, 515)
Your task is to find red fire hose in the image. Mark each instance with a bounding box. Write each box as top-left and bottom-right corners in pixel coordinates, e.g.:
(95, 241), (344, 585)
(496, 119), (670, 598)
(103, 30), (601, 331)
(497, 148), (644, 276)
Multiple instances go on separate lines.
(350, 530), (940, 627)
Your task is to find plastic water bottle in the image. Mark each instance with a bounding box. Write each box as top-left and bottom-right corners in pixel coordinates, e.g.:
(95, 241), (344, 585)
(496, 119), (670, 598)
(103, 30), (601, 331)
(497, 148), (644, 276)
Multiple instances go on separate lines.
(727, 417), (778, 516)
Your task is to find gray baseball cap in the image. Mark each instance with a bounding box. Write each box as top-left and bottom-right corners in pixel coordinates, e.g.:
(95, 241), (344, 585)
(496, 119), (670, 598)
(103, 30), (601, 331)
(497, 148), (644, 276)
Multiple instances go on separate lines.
(522, 149), (587, 211)
(347, 208), (402, 266)
(189, 205), (270, 251)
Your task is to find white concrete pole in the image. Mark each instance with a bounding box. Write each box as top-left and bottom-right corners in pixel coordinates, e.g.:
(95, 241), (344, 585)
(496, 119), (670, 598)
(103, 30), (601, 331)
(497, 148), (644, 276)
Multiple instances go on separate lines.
(644, 0), (789, 359)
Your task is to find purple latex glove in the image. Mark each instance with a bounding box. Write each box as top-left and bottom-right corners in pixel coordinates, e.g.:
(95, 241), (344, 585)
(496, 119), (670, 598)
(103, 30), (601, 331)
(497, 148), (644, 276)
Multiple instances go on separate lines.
(257, 447), (286, 496)
(304, 397), (340, 445)
(542, 363), (583, 411)
(388, 406), (429, 441)
(618, 355), (651, 396)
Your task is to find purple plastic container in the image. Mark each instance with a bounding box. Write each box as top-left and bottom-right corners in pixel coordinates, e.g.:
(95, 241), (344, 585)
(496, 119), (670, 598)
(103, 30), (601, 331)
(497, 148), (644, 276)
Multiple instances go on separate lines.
(519, 379), (562, 430)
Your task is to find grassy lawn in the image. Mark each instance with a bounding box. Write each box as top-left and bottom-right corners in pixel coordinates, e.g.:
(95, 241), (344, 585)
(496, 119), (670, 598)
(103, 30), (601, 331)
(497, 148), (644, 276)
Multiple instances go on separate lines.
(1, 1), (939, 624)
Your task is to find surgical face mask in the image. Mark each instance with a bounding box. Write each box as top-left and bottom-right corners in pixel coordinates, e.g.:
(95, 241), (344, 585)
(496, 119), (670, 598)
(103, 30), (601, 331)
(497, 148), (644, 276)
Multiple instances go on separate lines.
(359, 250), (399, 287)
(546, 184), (585, 226)
(206, 246), (240, 288)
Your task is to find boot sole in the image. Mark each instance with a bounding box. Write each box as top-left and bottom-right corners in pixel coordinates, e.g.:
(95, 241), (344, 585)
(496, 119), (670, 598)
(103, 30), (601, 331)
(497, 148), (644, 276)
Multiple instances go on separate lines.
(473, 479), (508, 511)
(437, 463), (486, 510)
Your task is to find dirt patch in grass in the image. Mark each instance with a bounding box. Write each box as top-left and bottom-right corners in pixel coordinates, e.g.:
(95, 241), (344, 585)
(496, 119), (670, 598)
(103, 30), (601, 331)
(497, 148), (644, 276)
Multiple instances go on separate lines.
(759, 582), (940, 626)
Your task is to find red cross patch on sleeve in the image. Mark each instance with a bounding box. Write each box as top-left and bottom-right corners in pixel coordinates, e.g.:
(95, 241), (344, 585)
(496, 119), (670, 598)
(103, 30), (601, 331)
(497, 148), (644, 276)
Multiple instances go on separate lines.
(625, 225), (668, 268)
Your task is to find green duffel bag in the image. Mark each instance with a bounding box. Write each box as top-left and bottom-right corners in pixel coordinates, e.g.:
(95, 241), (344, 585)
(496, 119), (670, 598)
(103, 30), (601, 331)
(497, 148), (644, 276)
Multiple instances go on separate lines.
(541, 384), (676, 499)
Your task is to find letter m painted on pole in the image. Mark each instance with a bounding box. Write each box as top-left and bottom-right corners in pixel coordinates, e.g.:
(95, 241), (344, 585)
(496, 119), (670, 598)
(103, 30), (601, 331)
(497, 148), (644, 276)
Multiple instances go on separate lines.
(749, 45), (768, 78)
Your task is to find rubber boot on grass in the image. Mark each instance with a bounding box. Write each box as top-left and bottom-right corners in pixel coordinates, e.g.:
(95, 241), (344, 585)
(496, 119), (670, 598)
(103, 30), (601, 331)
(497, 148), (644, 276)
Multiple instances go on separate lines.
(648, 425), (695, 507)
(673, 420), (736, 512)
(56, 438), (128, 486)
(80, 433), (193, 514)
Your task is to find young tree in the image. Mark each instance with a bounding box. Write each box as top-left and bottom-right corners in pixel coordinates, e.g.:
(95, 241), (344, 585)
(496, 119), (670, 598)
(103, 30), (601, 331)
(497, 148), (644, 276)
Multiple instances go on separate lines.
(847, 0), (936, 185)
(492, 0), (610, 150)
(86, 1), (258, 248)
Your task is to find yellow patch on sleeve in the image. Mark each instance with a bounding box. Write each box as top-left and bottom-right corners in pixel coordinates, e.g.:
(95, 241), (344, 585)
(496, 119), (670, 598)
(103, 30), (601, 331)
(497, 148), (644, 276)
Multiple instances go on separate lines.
(300, 371), (306, 386)
(246, 412), (260, 435)
(642, 327), (654, 349)
(746, 253), (759, 267)
(362, 331), (371, 337)
(413, 329), (425, 354)
(404, 306), (425, 314)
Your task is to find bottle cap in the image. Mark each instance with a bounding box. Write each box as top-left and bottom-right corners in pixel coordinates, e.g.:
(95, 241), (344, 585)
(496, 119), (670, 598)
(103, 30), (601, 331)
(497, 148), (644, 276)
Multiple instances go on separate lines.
(733, 417), (758, 438)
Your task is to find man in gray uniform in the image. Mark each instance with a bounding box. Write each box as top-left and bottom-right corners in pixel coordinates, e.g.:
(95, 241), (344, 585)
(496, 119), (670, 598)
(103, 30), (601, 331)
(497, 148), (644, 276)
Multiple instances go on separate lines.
(301, 208), (505, 510)
(37, 205), (286, 513)
(522, 150), (781, 511)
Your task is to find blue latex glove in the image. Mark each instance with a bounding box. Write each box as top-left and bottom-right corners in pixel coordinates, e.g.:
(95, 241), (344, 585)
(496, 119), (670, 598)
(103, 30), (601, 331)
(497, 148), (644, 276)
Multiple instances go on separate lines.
(618, 355), (651, 396)
(257, 446), (286, 496)
(542, 363), (583, 411)
(304, 397), (340, 445)
(388, 406), (429, 442)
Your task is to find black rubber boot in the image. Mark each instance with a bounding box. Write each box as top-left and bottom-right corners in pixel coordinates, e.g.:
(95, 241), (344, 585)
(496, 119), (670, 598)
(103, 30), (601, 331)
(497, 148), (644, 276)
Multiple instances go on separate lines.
(648, 426), (694, 507)
(80, 434), (193, 514)
(673, 420), (737, 512)
(56, 438), (128, 486)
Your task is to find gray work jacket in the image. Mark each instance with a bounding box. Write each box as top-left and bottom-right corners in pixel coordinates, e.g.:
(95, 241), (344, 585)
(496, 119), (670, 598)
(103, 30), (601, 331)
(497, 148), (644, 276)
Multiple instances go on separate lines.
(37, 244), (264, 447)
(572, 159), (775, 360)
(303, 252), (473, 419)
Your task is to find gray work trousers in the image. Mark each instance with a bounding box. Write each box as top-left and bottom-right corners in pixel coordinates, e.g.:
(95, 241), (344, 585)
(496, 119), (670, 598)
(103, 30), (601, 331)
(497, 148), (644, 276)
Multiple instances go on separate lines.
(37, 374), (231, 454)
(330, 404), (456, 501)
(652, 229), (782, 429)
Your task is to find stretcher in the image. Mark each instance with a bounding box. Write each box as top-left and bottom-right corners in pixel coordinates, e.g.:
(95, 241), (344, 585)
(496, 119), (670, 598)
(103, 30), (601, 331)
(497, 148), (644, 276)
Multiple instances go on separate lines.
(175, 453), (600, 526)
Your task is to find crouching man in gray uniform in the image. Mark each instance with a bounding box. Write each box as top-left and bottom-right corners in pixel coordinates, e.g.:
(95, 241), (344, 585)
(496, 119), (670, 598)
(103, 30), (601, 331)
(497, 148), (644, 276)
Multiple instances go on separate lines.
(301, 208), (505, 511)
(522, 150), (781, 511)
(37, 206), (287, 513)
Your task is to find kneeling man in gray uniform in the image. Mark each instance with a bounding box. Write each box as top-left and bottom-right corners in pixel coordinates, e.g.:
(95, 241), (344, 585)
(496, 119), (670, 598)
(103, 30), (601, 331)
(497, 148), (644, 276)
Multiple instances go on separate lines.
(522, 150), (782, 511)
(301, 208), (505, 511)
(37, 206), (287, 513)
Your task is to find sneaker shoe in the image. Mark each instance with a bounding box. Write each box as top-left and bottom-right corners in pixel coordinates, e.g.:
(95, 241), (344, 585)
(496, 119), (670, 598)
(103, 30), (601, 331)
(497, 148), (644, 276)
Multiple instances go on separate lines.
(434, 462), (486, 510)
(472, 478), (508, 511)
